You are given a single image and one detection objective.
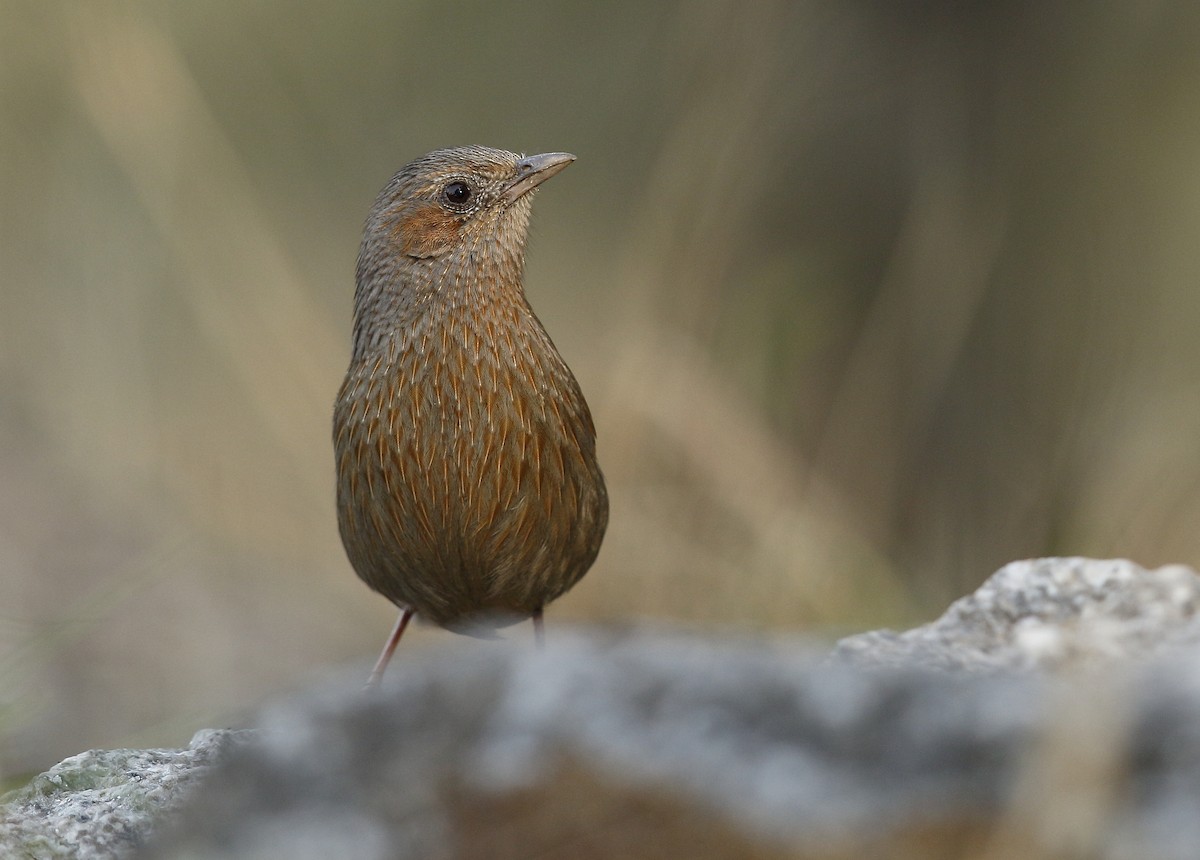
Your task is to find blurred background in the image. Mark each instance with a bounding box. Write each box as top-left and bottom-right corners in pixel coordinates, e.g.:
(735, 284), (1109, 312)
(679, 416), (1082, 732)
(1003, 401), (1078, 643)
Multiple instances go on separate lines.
(5, 0), (1200, 780)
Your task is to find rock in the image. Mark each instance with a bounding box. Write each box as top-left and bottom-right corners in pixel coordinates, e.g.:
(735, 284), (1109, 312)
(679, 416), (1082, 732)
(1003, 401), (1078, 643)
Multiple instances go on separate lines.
(7, 557), (1200, 859)
(834, 556), (1200, 670)
(140, 637), (1048, 860)
(0, 729), (251, 860)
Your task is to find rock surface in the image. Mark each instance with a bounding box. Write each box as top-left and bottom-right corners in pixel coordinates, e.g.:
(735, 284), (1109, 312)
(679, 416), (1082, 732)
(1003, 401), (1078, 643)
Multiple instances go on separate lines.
(834, 556), (1200, 669)
(0, 730), (250, 860)
(6, 557), (1200, 859)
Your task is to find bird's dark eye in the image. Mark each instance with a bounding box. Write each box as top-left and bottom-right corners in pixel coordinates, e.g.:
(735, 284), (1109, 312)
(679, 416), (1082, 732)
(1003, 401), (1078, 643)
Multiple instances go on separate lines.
(442, 181), (472, 207)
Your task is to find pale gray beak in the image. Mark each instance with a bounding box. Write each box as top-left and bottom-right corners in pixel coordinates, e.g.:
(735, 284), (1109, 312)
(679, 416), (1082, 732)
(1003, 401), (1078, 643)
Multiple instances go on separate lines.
(503, 152), (576, 203)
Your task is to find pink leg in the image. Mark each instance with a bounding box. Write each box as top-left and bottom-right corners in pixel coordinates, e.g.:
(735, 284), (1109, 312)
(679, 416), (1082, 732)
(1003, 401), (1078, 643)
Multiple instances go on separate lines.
(365, 607), (414, 689)
(533, 605), (545, 650)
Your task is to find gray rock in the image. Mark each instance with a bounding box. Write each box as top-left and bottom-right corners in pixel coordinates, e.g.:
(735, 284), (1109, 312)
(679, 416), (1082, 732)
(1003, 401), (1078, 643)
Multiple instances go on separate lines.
(0, 729), (251, 860)
(8, 557), (1200, 859)
(141, 637), (1045, 859)
(834, 556), (1200, 670)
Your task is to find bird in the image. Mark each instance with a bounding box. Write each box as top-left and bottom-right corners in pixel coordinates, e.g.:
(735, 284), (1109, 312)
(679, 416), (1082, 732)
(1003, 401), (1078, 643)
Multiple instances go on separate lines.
(333, 146), (608, 687)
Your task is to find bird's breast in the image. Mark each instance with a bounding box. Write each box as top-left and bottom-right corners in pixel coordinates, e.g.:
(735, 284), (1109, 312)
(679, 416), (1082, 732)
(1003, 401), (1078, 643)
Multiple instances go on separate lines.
(333, 302), (607, 626)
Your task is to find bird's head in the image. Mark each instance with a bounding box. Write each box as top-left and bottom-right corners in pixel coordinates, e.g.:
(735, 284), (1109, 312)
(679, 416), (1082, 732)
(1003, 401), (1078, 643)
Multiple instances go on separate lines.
(366, 145), (575, 260)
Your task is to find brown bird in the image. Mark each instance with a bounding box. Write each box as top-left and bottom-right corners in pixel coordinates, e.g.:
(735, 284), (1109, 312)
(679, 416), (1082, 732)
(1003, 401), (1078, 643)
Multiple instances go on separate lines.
(334, 146), (608, 686)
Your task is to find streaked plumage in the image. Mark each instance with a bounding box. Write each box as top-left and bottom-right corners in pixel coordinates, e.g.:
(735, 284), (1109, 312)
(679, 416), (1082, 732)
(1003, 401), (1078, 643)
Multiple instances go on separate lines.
(334, 146), (607, 681)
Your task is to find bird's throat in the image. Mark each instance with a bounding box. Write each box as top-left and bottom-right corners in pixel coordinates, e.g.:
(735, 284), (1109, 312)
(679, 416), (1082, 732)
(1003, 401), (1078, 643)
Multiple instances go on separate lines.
(350, 244), (528, 365)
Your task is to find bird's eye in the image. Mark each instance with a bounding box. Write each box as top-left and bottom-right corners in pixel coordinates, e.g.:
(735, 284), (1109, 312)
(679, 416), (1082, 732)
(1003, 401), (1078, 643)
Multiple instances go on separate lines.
(442, 181), (472, 207)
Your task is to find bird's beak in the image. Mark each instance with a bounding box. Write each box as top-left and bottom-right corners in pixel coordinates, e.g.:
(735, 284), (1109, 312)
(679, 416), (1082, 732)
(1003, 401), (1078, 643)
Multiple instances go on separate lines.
(503, 152), (576, 204)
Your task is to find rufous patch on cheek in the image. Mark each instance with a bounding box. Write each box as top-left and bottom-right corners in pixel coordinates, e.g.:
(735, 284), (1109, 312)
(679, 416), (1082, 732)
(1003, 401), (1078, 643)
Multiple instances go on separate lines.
(390, 204), (462, 258)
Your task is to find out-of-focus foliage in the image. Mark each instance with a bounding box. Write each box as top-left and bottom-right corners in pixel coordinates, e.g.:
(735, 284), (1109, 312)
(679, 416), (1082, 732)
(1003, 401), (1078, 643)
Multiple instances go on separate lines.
(4, 0), (1200, 777)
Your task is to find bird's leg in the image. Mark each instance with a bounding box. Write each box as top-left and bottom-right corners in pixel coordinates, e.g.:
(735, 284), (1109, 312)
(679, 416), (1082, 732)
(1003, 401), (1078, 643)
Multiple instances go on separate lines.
(365, 607), (414, 689)
(533, 605), (545, 650)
